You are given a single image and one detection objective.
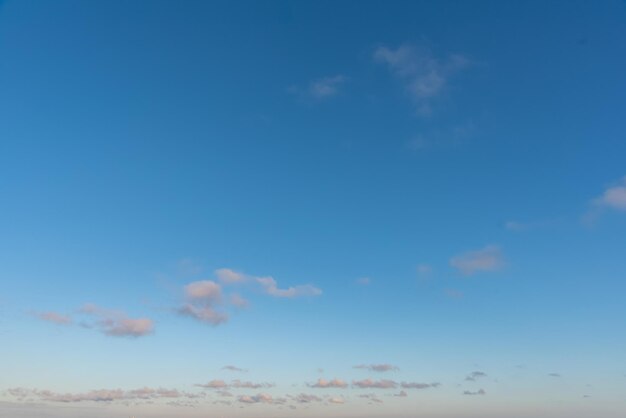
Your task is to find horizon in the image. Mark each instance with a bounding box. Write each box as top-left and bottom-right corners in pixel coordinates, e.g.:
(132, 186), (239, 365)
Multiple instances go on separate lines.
(1, 1), (626, 417)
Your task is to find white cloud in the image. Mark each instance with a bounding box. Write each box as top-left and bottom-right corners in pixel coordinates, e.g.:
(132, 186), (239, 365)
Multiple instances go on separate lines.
(593, 176), (626, 211)
(374, 44), (470, 116)
(309, 75), (348, 99)
(450, 245), (504, 275)
(257, 276), (322, 298)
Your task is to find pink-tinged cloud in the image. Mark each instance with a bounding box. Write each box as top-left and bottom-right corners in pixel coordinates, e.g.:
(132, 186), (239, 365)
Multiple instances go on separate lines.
(178, 303), (228, 326)
(231, 380), (274, 389)
(450, 245), (504, 275)
(7, 387), (198, 403)
(354, 364), (399, 372)
(308, 378), (348, 389)
(257, 276), (322, 298)
(328, 396), (345, 404)
(237, 393), (274, 404)
(184, 280), (222, 302)
(352, 379), (398, 389)
(230, 293), (249, 308)
(79, 304), (154, 338)
(215, 268), (246, 284)
(34, 311), (72, 325)
(195, 380), (228, 389)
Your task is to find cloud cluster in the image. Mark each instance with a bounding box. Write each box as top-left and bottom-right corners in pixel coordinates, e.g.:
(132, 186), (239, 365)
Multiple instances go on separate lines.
(308, 378), (348, 389)
(80, 304), (154, 337)
(374, 44), (471, 116)
(450, 246), (503, 275)
(196, 380), (274, 390)
(7, 387), (198, 403)
(178, 280), (228, 326)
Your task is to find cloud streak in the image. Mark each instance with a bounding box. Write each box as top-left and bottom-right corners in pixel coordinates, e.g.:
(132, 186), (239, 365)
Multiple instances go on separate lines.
(450, 246), (504, 275)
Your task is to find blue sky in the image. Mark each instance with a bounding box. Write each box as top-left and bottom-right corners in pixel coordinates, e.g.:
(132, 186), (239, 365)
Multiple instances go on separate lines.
(1, 1), (626, 417)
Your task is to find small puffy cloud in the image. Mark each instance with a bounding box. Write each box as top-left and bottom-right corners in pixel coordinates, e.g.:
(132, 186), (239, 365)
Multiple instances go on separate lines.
(352, 379), (397, 389)
(450, 246), (504, 275)
(374, 44), (471, 116)
(463, 389), (486, 396)
(593, 176), (626, 211)
(34, 311), (72, 325)
(184, 280), (222, 302)
(195, 380), (228, 389)
(178, 303), (228, 326)
(215, 268), (246, 284)
(465, 371), (487, 382)
(237, 393), (274, 404)
(222, 365), (247, 373)
(290, 393), (323, 404)
(231, 380), (274, 389)
(401, 382), (440, 389)
(79, 304), (154, 338)
(308, 378), (348, 389)
(328, 396), (345, 404)
(257, 277), (322, 298)
(354, 364), (399, 373)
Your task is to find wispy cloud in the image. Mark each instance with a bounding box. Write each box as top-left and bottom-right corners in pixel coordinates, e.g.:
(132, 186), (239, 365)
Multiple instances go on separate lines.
(215, 268), (246, 284)
(354, 364), (399, 373)
(7, 386), (199, 403)
(593, 176), (626, 211)
(309, 75), (348, 99)
(450, 246), (504, 275)
(257, 276), (322, 298)
(463, 389), (486, 396)
(80, 304), (154, 338)
(352, 379), (397, 389)
(401, 382), (440, 389)
(465, 371), (487, 382)
(374, 44), (471, 116)
(356, 277), (372, 286)
(33, 311), (72, 325)
(308, 378), (348, 389)
(195, 380), (273, 390)
(222, 365), (247, 372)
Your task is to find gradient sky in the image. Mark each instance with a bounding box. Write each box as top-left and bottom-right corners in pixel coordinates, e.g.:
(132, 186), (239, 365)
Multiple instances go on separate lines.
(1, 1), (626, 417)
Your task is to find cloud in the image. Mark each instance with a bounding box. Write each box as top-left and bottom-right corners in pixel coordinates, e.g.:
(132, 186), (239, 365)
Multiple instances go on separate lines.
(394, 390), (408, 397)
(79, 304), (154, 338)
(548, 373), (562, 378)
(374, 44), (470, 116)
(290, 393), (323, 404)
(450, 246), (504, 275)
(195, 380), (228, 389)
(465, 371), (487, 382)
(215, 268), (246, 284)
(327, 396), (345, 404)
(257, 276), (322, 298)
(237, 393), (285, 405)
(222, 365), (248, 373)
(354, 364), (399, 373)
(230, 293), (249, 308)
(358, 393), (383, 403)
(400, 382), (440, 389)
(356, 277), (372, 286)
(592, 176), (626, 211)
(352, 379), (398, 389)
(417, 264), (433, 276)
(178, 280), (228, 326)
(309, 75), (348, 99)
(34, 311), (72, 325)
(463, 389), (486, 396)
(7, 387), (198, 403)
(308, 378), (348, 389)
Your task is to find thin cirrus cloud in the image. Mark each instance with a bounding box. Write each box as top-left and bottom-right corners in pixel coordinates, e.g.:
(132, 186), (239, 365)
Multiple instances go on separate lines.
(374, 44), (471, 116)
(354, 364), (399, 372)
(450, 245), (504, 275)
(79, 304), (154, 338)
(33, 311), (72, 325)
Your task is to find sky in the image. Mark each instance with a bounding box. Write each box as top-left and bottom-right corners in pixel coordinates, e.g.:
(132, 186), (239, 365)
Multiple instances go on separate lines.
(1, 1), (626, 417)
